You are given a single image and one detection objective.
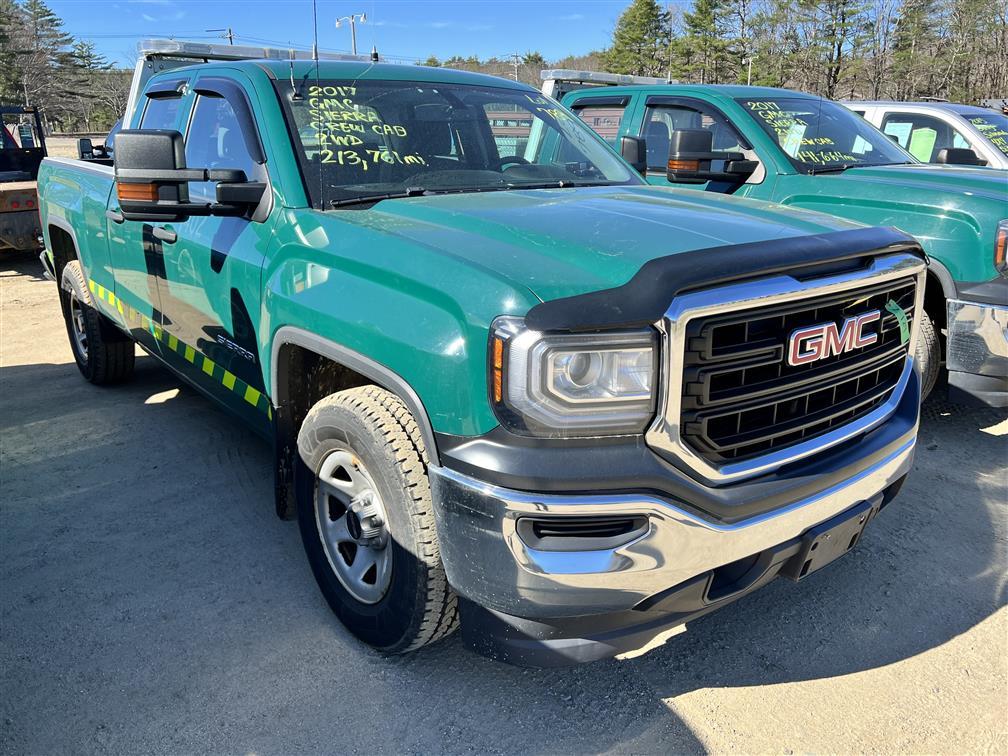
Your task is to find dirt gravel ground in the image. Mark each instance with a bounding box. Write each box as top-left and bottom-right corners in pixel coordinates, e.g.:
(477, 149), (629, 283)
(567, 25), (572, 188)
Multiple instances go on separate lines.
(1, 249), (1006, 754)
(44, 137), (104, 159)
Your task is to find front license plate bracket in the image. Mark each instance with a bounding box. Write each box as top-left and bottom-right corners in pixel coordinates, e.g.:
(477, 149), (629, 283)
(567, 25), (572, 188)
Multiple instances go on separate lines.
(780, 498), (878, 581)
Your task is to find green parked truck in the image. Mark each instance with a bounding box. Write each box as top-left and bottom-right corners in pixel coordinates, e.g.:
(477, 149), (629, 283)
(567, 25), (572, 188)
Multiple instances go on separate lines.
(547, 71), (1008, 407)
(38, 42), (929, 665)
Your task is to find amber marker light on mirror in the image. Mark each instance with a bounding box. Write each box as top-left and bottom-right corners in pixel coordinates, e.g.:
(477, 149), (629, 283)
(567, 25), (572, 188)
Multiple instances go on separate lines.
(668, 159), (700, 171)
(117, 183), (159, 202)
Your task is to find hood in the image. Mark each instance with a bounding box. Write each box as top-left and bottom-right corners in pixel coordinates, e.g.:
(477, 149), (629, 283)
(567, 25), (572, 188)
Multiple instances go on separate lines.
(337, 185), (861, 302)
(826, 163), (1008, 202)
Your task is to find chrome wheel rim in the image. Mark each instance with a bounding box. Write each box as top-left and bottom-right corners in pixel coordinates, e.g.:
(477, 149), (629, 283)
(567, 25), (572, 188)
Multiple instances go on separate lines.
(314, 449), (393, 605)
(69, 290), (88, 361)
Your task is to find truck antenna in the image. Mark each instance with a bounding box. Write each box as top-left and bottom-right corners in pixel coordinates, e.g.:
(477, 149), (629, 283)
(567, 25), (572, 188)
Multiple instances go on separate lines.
(311, 0), (319, 62)
(289, 48), (302, 99)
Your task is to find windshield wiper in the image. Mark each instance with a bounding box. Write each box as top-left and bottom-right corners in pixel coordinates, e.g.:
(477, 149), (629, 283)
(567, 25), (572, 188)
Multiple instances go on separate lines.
(328, 180), (616, 208)
(330, 186), (429, 208)
(807, 163), (859, 175)
(503, 180), (615, 190)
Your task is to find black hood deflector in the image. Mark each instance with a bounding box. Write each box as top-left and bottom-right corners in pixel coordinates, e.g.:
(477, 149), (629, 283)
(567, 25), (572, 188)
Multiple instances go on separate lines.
(524, 226), (926, 333)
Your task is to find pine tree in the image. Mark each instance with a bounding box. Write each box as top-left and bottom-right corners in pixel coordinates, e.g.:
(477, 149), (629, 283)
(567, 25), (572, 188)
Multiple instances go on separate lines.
(605, 0), (670, 77)
(71, 39), (111, 72)
(3, 0), (75, 127)
(0, 0), (22, 102)
(799, 0), (870, 97)
(680, 0), (734, 83)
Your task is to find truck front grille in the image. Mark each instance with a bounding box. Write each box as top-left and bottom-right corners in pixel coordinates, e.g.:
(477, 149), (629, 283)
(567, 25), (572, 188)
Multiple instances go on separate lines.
(679, 277), (917, 464)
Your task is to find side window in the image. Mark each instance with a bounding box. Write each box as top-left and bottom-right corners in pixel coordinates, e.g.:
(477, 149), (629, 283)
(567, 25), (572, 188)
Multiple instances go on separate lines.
(140, 95), (182, 130)
(881, 112), (956, 162)
(571, 103), (628, 145)
(184, 94), (261, 202)
(642, 104), (746, 170)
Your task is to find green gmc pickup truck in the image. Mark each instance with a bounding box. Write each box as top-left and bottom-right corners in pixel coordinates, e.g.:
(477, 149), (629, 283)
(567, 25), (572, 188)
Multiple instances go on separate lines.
(548, 71), (1008, 407)
(38, 43), (929, 665)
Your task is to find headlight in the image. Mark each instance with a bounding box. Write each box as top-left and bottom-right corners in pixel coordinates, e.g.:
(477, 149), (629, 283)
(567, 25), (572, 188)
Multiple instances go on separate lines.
(995, 220), (1007, 278)
(489, 316), (658, 437)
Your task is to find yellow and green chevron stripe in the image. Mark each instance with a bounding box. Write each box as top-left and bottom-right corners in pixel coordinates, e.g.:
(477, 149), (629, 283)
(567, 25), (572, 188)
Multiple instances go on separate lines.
(88, 279), (272, 419)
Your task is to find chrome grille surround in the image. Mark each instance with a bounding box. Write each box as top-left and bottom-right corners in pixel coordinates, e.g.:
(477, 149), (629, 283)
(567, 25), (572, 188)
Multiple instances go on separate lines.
(645, 253), (927, 485)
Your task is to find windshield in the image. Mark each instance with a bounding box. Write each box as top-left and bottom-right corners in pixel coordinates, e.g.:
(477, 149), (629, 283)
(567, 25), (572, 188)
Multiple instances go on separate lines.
(738, 97), (913, 172)
(275, 79), (641, 208)
(965, 111), (1008, 157)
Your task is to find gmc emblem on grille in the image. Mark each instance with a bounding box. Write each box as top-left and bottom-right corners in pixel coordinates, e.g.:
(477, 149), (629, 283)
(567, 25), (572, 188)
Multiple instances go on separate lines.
(787, 310), (881, 366)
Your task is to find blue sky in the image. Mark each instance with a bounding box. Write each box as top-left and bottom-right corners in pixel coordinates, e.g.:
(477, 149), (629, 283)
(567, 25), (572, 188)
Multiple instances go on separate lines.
(49, 0), (630, 67)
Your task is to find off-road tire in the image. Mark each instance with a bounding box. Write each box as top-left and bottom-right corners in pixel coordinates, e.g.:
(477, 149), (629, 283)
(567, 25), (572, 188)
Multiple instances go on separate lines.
(916, 310), (940, 402)
(295, 385), (458, 653)
(59, 260), (135, 385)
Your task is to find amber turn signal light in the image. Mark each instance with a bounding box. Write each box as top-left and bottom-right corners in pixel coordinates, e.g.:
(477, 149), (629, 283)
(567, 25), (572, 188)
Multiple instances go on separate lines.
(117, 183), (159, 202)
(667, 159), (700, 171)
(995, 221), (1008, 276)
(492, 337), (504, 403)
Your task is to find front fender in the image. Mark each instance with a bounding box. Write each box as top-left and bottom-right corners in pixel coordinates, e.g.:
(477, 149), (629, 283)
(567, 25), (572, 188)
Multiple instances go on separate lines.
(260, 208), (538, 438)
(773, 176), (1001, 283)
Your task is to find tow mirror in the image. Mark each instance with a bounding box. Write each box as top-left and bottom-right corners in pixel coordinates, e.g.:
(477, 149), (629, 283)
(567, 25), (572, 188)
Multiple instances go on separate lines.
(77, 138), (94, 160)
(114, 129), (265, 222)
(619, 136), (647, 174)
(666, 128), (756, 185)
(78, 137), (111, 161)
(936, 147), (985, 166)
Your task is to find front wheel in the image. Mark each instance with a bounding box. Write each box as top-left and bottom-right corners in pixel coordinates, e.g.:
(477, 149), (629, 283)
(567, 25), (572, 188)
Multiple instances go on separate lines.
(295, 385), (458, 653)
(916, 310), (940, 402)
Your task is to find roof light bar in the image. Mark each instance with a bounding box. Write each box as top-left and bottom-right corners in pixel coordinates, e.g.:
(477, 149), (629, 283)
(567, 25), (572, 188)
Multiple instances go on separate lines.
(137, 38), (368, 63)
(540, 69), (672, 86)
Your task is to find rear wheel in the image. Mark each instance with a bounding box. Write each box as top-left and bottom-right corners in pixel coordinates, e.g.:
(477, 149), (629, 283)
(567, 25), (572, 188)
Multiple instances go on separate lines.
(295, 385), (458, 653)
(59, 260), (134, 385)
(916, 310), (940, 402)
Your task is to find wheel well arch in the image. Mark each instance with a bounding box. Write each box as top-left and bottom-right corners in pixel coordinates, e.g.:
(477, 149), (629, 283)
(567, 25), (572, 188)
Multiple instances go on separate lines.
(923, 261), (953, 334)
(47, 221), (78, 281)
(270, 327), (441, 519)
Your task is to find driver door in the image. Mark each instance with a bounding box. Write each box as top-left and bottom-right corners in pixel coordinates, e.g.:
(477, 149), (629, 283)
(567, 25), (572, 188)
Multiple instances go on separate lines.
(154, 74), (275, 428)
(106, 79), (189, 340)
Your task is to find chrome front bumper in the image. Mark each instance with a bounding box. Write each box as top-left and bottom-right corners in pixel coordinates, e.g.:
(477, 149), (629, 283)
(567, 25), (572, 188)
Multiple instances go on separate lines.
(429, 434), (915, 620)
(947, 298), (1008, 407)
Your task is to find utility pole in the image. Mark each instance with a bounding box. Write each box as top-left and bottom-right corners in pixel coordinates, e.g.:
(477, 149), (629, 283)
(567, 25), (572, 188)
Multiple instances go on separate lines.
(336, 13), (367, 56)
(208, 27), (235, 45)
(666, 2), (673, 82)
(511, 53), (520, 82)
(745, 56), (754, 86)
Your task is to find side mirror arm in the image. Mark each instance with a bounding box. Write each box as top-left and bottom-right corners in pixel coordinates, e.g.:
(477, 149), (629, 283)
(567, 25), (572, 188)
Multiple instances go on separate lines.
(116, 168), (247, 183)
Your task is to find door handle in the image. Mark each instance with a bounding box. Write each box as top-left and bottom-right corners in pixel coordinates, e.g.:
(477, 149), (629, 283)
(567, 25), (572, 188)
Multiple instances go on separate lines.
(152, 226), (177, 244)
(105, 209), (124, 224)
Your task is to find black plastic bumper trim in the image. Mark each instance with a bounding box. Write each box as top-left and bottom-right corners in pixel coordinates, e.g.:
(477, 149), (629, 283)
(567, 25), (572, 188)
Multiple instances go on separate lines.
(948, 369), (1008, 408)
(953, 277), (1007, 306)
